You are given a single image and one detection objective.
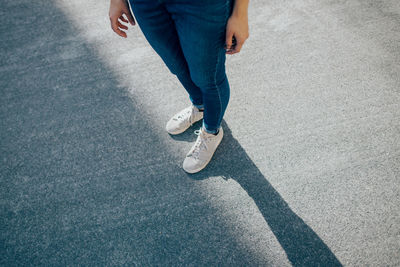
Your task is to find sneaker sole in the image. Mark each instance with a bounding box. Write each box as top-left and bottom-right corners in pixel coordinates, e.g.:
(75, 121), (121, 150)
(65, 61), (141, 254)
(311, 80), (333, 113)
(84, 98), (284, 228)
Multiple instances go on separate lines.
(166, 125), (191, 135)
(183, 129), (223, 174)
(166, 117), (203, 135)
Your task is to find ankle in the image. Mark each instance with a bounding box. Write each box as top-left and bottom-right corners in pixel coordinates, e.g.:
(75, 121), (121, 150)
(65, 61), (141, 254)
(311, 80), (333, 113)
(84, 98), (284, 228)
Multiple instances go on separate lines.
(202, 126), (219, 135)
(193, 103), (204, 111)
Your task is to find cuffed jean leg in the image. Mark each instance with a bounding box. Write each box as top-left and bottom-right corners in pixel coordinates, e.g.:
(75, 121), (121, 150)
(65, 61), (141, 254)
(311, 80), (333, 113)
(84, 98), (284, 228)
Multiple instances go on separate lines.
(165, 0), (233, 134)
(127, 0), (203, 107)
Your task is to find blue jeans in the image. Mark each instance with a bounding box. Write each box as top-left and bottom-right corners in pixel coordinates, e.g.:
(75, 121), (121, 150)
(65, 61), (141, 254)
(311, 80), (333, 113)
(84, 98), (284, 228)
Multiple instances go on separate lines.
(127, 0), (233, 134)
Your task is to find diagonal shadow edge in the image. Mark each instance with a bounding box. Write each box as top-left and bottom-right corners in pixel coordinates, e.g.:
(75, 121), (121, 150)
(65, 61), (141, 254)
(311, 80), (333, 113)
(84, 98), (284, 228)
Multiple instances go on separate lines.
(1, 0), (283, 265)
(188, 120), (343, 266)
(1, 0), (342, 265)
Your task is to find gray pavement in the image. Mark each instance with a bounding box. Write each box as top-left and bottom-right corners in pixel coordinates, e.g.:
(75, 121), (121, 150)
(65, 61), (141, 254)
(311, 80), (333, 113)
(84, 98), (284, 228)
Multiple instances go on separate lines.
(1, 0), (399, 266)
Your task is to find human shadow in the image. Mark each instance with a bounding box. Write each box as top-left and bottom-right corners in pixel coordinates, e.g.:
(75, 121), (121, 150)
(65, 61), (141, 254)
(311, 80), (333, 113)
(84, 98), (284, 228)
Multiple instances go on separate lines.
(1, 1), (255, 265)
(0, 0), (341, 266)
(183, 120), (343, 267)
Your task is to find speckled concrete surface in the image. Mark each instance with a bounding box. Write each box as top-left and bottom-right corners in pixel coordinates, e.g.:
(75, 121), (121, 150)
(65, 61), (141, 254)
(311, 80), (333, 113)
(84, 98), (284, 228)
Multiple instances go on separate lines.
(1, 0), (399, 266)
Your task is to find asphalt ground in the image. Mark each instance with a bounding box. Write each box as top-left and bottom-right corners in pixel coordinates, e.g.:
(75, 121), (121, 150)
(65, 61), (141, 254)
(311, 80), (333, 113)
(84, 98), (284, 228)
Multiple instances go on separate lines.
(1, 0), (399, 265)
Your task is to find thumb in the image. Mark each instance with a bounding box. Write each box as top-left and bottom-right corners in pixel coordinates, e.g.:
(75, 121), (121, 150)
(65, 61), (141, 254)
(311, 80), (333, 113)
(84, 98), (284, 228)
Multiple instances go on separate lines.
(225, 31), (234, 49)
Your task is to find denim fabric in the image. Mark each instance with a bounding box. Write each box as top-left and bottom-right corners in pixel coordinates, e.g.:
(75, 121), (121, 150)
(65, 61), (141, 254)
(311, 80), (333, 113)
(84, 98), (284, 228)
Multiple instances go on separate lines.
(127, 0), (233, 134)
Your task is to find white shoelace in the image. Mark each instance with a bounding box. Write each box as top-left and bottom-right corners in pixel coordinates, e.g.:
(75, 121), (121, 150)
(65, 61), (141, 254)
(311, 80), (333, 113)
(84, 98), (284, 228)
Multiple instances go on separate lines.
(174, 106), (195, 124)
(187, 129), (212, 160)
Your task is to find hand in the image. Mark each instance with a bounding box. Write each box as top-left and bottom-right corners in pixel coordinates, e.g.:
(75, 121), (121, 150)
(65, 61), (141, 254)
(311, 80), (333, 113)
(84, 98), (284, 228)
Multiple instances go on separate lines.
(109, 0), (136, 38)
(225, 14), (249, 54)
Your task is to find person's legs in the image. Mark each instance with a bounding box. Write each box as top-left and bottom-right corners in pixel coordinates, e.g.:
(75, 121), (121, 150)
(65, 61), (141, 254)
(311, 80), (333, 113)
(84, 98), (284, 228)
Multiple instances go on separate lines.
(127, 0), (203, 108)
(164, 0), (233, 134)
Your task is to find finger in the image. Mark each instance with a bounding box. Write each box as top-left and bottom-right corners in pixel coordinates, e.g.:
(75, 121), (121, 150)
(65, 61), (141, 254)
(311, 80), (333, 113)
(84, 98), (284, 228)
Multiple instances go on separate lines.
(118, 21), (128, 30)
(114, 27), (127, 38)
(225, 31), (234, 50)
(225, 44), (236, 54)
(119, 14), (128, 23)
(226, 46), (239, 55)
(124, 9), (136, 25)
(110, 17), (127, 38)
(232, 39), (244, 53)
(225, 48), (235, 54)
(119, 30), (127, 38)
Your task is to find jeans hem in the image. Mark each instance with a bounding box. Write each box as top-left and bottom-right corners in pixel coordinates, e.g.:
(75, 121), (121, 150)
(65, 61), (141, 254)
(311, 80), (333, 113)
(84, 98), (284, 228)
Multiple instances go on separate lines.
(189, 95), (203, 109)
(202, 121), (219, 134)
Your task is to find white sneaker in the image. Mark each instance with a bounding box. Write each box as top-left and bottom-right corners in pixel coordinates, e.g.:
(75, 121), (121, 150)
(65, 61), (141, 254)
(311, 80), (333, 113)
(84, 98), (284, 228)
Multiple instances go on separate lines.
(183, 126), (224, 173)
(166, 104), (204, 135)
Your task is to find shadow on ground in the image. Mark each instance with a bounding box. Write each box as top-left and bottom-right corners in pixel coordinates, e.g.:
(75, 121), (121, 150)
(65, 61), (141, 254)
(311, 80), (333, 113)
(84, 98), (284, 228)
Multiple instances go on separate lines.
(0, 0), (340, 265)
(179, 120), (342, 266)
